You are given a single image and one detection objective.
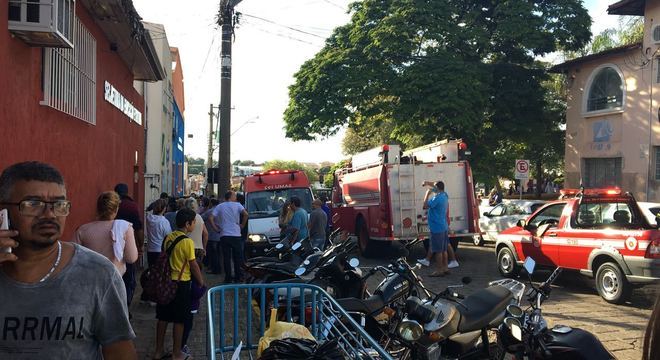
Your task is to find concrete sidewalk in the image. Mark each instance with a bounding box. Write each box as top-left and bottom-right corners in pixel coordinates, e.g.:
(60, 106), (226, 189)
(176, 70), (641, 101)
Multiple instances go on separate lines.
(131, 273), (224, 360)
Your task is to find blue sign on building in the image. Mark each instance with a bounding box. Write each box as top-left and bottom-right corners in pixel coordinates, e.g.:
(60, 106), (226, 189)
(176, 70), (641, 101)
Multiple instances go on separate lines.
(172, 101), (185, 196)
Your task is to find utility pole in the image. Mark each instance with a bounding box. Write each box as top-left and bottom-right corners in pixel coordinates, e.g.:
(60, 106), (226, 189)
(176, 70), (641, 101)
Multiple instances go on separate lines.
(217, 0), (242, 197)
(206, 103), (220, 196)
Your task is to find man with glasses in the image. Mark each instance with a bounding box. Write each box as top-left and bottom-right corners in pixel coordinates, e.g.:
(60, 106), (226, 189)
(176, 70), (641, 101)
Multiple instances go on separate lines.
(0, 162), (137, 359)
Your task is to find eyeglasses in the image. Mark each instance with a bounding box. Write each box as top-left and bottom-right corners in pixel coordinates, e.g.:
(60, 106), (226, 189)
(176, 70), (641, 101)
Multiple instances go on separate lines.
(0, 200), (72, 217)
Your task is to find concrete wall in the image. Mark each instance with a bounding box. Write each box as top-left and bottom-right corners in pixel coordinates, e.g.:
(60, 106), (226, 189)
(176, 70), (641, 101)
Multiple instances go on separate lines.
(143, 22), (174, 206)
(0, 2), (146, 240)
(563, 48), (660, 201)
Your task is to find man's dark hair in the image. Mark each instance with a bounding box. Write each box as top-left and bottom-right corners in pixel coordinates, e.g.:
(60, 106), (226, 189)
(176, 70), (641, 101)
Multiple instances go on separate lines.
(159, 192), (169, 199)
(320, 195), (328, 203)
(236, 193), (245, 206)
(176, 208), (197, 228)
(210, 198), (220, 206)
(0, 162), (65, 202)
(291, 196), (301, 208)
(435, 181), (445, 191)
(224, 191), (234, 201)
(114, 183), (129, 196)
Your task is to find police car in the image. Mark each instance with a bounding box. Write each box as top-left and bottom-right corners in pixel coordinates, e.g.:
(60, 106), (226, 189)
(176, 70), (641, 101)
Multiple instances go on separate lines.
(495, 188), (660, 304)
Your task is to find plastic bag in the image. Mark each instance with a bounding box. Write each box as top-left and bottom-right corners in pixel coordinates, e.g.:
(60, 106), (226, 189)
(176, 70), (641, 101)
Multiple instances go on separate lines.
(257, 308), (315, 356)
(258, 338), (348, 360)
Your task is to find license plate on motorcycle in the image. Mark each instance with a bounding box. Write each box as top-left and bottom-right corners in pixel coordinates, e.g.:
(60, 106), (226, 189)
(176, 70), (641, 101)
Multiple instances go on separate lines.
(418, 224), (430, 235)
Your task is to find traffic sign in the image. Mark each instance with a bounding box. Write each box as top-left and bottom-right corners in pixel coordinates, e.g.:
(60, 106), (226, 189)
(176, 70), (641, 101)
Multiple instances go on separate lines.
(515, 159), (530, 179)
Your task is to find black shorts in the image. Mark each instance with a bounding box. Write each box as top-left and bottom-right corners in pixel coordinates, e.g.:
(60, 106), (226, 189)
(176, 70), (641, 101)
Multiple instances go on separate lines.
(156, 281), (192, 323)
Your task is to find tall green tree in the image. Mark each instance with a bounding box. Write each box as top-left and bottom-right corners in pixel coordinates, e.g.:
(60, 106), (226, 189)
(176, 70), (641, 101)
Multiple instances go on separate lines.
(284, 0), (591, 185)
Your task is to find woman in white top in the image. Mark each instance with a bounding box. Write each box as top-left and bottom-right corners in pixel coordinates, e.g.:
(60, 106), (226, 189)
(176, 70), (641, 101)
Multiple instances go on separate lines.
(74, 191), (138, 276)
(184, 197), (208, 265)
(145, 198), (172, 268)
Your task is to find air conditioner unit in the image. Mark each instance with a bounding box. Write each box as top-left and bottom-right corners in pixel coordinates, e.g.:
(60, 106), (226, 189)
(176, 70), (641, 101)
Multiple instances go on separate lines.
(653, 25), (660, 44)
(8, 0), (75, 48)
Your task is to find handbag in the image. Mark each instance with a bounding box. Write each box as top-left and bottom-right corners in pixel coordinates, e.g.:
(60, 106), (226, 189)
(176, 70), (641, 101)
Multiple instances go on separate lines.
(141, 234), (188, 305)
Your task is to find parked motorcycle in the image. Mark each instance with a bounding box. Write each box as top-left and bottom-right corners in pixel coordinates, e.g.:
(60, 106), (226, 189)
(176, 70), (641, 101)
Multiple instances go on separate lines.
(496, 257), (614, 360)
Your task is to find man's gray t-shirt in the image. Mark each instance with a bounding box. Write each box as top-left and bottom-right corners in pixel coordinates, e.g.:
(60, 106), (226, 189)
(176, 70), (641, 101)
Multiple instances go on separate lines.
(0, 244), (135, 359)
(309, 208), (327, 240)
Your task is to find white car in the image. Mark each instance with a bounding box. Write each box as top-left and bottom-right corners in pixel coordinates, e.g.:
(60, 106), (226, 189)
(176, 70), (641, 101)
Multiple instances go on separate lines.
(475, 201), (546, 246)
(637, 201), (660, 226)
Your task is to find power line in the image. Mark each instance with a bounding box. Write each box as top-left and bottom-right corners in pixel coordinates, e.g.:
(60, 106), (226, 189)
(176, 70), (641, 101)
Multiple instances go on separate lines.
(241, 19), (323, 46)
(239, 12), (327, 39)
(321, 0), (345, 10)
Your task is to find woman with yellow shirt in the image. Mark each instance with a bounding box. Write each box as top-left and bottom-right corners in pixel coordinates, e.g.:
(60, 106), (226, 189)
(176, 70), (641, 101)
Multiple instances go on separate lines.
(153, 208), (205, 360)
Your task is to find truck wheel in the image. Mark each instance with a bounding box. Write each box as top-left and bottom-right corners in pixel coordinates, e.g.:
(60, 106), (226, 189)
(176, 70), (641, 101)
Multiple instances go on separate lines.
(356, 219), (374, 257)
(473, 235), (485, 246)
(497, 247), (519, 278)
(595, 262), (632, 304)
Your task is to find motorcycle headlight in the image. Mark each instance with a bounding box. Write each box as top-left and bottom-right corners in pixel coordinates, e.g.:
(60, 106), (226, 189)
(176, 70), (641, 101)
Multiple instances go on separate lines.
(397, 319), (423, 342)
(249, 234), (267, 242)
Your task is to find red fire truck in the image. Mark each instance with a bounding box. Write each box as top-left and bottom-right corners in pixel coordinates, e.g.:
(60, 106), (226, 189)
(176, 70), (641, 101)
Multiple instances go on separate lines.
(242, 170), (314, 256)
(331, 140), (481, 255)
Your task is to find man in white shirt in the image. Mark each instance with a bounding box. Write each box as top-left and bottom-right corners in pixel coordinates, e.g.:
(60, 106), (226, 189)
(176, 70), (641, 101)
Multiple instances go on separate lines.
(210, 191), (248, 283)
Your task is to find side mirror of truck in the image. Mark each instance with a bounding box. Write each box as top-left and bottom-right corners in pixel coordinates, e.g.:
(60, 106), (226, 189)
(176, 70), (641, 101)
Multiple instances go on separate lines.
(517, 219), (526, 229)
(483, 211), (490, 217)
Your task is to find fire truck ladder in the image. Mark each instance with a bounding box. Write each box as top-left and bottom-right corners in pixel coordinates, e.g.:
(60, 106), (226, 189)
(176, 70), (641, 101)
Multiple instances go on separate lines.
(395, 163), (418, 239)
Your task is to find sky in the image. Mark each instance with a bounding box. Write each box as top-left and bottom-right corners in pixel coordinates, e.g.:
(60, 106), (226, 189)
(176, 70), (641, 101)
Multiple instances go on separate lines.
(132, 0), (618, 165)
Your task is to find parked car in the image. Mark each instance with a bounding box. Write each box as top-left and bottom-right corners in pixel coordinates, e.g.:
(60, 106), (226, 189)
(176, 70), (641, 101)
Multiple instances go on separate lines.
(638, 201), (660, 225)
(495, 188), (660, 304)
(475, 201), (546, 246)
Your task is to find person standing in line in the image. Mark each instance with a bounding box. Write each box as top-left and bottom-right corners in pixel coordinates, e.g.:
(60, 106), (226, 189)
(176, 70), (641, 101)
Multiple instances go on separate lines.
(114, 183), (144, 307)
(308, 199), (327, 250)
(145, 199), (172, 268)
(183, 198), (208, 267)
(210, 191), (248, 283)
(202, 198), (222, 274)
(320, 195), (332, 239)
(278, 200), (294, 241)
(422, 181), (450, 277)
(289, 196), (309, 242)
(0, 162), (137, 359)
(74, 191), (138, 277)
(146, 192), (169, 212)
(165, 198), (185, 231)
(152, 209), (204, 360)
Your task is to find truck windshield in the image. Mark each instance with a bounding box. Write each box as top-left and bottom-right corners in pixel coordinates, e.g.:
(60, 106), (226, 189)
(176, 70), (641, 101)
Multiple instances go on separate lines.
(246, 188), (313, 219)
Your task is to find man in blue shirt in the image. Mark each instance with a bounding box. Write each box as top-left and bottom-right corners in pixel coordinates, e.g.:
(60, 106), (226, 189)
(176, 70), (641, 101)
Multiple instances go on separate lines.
(289, 196), (309, 241)
(424, 181), (450, 276)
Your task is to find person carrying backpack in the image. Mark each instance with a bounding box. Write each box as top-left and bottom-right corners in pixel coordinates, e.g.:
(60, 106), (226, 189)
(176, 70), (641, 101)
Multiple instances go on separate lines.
(152, 208), (205, 360)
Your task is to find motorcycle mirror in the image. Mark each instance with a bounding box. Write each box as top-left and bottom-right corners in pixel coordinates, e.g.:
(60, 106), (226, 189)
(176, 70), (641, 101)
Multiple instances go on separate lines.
(292, 242), (302, 251)
(523, 257), (536, 275)
(461, 277), (472, 285)
(303, 260), (310, 266)
(348, 258), (360, 268)
(275, 243), (284, 250)
(294, 267), (306, 276)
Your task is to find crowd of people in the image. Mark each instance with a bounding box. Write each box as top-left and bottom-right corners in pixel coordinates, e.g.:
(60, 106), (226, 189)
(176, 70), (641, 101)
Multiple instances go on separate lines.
(0, 161), (658, 360)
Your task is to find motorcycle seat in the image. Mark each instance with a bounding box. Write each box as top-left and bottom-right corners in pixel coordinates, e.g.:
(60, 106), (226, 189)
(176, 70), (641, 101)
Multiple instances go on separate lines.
(457, 285), (512, 333)
(336, 294), (385, 315)
(251, 262), (299, 273)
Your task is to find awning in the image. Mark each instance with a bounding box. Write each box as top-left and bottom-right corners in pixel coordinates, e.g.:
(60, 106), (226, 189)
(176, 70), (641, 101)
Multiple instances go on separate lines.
(79, 0), (165, 81)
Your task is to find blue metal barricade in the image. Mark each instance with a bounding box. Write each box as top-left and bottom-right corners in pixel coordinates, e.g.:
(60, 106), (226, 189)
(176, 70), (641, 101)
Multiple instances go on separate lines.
(207, 283), (393, 360)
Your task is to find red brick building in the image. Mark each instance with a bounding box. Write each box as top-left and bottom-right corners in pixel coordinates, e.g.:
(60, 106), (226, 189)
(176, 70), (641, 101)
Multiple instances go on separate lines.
(1, 0), (163, 240)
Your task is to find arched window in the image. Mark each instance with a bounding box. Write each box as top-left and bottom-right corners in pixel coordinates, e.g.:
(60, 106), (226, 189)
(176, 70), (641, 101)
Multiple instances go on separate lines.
(586, 66), (624, 113)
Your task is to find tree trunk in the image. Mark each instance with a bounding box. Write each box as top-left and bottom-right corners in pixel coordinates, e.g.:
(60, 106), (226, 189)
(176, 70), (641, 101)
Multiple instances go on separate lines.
(535, 161), (543, 198)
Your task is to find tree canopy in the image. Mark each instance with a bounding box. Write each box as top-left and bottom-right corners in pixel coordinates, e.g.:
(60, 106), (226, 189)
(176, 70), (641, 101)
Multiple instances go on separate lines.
(284, 0), (592, 185)
(262, 160), (319, 184)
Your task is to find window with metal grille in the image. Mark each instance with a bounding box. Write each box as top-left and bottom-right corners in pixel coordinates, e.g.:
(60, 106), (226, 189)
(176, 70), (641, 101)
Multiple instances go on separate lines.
(586, 66), (623, 112)
(41, 17), (96, 124)
(582, 158), (622, 187)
